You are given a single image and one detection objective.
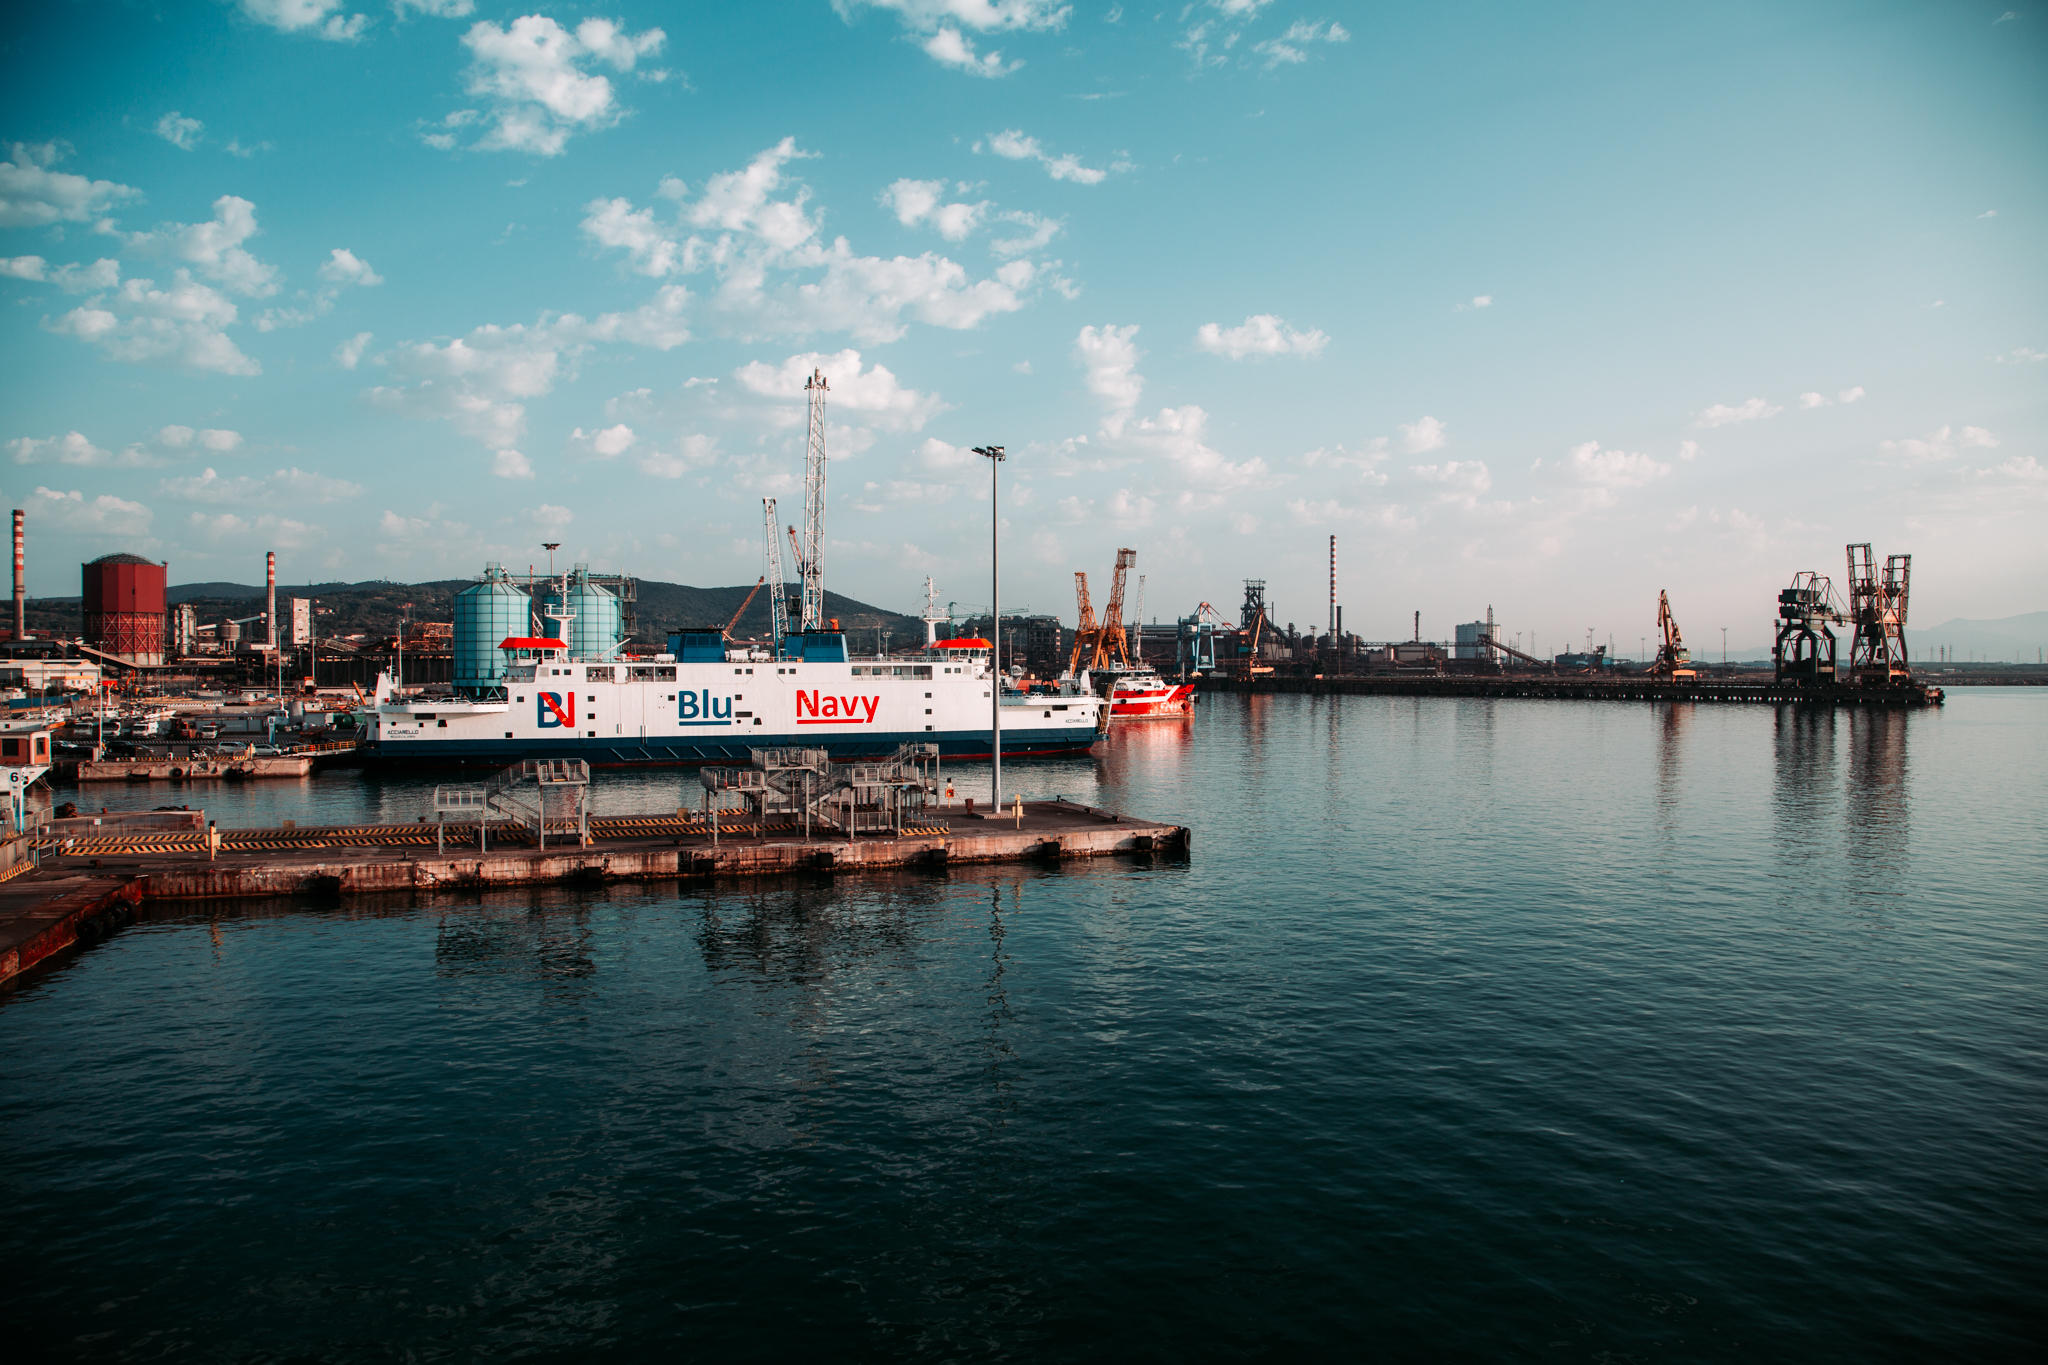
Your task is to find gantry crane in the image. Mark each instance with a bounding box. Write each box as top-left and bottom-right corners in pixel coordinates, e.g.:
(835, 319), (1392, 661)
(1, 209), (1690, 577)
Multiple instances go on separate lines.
(1647, 590), (1698, 678)
(1845, 543), (1912, 685)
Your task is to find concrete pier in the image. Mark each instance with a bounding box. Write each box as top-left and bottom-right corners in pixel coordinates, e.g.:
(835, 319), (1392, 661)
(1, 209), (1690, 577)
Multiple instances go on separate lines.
(0, 802), (1190, 982)
(63, 754), (318, 782)
(1201, 674), (1944, 707)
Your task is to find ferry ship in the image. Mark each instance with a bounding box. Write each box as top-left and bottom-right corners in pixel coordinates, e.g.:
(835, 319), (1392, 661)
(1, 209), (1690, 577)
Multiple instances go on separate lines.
(359, 628), (1104, 770)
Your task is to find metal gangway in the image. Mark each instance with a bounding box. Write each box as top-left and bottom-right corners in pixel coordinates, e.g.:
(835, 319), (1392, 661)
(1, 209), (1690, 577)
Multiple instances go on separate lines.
(700, 743), (944, 840)
(433, 759), (591, 852)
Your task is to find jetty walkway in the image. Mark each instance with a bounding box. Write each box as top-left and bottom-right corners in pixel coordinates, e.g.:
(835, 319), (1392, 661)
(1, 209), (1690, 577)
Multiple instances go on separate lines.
(0, 802), (1189, 983)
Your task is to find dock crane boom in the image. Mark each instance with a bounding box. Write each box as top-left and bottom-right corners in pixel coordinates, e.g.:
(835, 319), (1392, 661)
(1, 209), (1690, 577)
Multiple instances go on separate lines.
(1098, 548), (1136, 670)
(723, 576), (766, 639)
(1068, 572), (1100, 675)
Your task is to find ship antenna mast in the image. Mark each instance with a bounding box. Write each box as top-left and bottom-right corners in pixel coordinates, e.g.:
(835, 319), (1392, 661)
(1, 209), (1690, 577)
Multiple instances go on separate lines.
(800, 368), (828, 632)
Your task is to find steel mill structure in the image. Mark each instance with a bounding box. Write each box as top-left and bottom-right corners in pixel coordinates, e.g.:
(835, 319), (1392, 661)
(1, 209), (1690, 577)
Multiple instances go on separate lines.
(82, 552), (168, 667)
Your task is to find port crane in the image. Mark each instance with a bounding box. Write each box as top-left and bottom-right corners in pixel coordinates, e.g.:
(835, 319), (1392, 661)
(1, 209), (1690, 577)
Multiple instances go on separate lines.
(1067, 549), (1138, 674)
(721, 576), (766, 640)
(1068, 571), (1101, 675)
(1845, 543), (1912, 685)
(1646, 590), (1698, 678)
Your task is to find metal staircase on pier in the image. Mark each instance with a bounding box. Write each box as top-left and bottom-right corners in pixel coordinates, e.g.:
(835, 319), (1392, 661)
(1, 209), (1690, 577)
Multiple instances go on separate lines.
(434, 759), (590, 852)
(701, 742), (944, 838)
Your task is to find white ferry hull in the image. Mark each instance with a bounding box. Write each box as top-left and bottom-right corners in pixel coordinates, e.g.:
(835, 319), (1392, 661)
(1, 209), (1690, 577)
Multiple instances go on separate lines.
(360, 655), (1102, 770)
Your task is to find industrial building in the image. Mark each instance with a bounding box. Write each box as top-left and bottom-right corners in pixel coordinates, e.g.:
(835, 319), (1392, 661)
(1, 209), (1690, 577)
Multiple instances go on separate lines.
(83, 552), (168, 667)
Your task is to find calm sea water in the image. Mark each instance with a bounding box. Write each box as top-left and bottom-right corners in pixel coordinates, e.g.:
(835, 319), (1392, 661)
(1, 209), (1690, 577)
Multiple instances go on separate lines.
(3, 692), (2043, 1362)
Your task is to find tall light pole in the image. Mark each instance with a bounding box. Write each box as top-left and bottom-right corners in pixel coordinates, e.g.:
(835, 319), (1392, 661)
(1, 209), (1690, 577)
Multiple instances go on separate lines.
(1722, 626), (1727, 666)
(973, 444), (1005, 808)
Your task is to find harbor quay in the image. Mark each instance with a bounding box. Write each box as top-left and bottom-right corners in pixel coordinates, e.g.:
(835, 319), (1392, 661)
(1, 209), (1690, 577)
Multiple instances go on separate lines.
(0, 801), (1189, 984)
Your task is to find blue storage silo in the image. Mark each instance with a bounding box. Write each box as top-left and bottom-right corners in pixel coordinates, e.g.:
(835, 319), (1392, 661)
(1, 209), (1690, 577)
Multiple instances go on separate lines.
(540, 563), (623, 661)
(454, 563), (531, 697)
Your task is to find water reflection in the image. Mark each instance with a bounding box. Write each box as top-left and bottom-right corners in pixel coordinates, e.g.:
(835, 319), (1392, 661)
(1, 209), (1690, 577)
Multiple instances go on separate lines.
(434, 896), (598, 998)
(1654, 704), (1690, 848)
(1843, 708), (1911, 899)
(984, 882), (1016, 1131)
(1772, 705), (1840, 884)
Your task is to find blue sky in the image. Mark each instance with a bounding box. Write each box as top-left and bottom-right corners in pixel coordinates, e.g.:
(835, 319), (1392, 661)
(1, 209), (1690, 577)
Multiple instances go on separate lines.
(2, 0), (2041, 652)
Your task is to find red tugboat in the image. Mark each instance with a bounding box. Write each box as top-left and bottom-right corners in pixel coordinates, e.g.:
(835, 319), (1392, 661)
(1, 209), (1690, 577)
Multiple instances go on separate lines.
(1106, 669), (1196, 719)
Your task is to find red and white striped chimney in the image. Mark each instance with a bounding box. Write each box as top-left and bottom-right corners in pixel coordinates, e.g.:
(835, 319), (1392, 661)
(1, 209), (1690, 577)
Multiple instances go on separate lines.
(266, 550), (277, 648)
(11, 508), (23, 642)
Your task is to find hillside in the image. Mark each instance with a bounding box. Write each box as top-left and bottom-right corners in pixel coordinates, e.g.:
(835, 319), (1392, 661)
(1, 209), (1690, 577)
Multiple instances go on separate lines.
(23, 577), (930, 649)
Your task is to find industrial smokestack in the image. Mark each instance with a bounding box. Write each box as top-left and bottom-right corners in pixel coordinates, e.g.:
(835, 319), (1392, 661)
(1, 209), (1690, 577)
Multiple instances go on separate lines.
(266, 550), (276, 648)
(12, 508), (23, 642)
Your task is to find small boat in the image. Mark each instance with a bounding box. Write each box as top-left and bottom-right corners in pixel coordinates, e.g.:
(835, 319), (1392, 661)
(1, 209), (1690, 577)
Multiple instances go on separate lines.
(1103, 667), (1195, 720)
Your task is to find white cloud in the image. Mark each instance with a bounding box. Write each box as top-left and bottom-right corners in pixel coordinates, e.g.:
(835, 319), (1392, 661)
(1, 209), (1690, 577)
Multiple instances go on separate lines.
(1838, 385), (1865, 403)
(1693, 397), (1782, 428)
(364, 291), (690, 449)
(581, 142), (1042, 344)
(1990, 455), (2043, 481)
(984, 129), (1109, 184)
(317, 247), (383, 287)
(493, 449), (535, 480)
(735, 349), (946, 431)
(0, 142), (142, 228)
(1195, 313), (1328, 359)
(154, 112), (204, 151)
(639, 434), (719, 478)
(156, 425), (243, 452)
(1678, 440), (1698, 461)
(524, 502), (573, 529)
(1799, 391), (1828, 409)
(923, 27), (1021, 75)
(1116, 404), (1268, 489)
(1411, 459), (1493, 497)
(239, 0), (366, 41)
(394, 0), (476, 14)
(989, 210), (1060, 257)
(333, 331), (372, 368)
(1251, 18), (1350, 68)
(8, 432), (157, 469)
(582, 196), (686, 275)
(1996, 347), (2046, 364)
(126, 195), (280, 297)
(158, 466), (361, 504)
(1471, 294), (1492, 308)
(1552, 440), (1670, 487)
(1399, 416), (1447, 454)
(1074, 323), (1143, 416)
(1878, 424), (1999, 462)
(570, 422), (636, 458)
(458, 15), (666, 156)
(0, 256), (120, 291)
(883, 178), (990, 239)
(48, 271), (260, 375)
(30, 486), (153, 538)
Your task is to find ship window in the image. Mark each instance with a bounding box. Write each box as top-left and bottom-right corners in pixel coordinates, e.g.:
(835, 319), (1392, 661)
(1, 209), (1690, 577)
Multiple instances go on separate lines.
(515, 696), (523, 702)
(1, 738), (16, 757)
(734, 668), (743, 675)
(505, 732), (513, 739)
(746, 669), (753, 675)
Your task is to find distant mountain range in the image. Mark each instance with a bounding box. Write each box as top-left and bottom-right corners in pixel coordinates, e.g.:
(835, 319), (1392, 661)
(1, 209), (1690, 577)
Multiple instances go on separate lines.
(25, 578), (929, 648)
(1909, 611), (2048, 663)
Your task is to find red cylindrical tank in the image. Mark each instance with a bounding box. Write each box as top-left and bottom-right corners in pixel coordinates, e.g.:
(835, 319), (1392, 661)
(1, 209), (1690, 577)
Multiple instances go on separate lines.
(82, 552), (168, 666)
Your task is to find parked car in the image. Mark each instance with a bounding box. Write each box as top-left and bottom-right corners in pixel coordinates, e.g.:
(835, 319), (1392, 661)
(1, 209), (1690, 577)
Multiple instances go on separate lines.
(216, 741), (252, 757)
(249, 745), (282, 757)
(198, 723), (219, 740)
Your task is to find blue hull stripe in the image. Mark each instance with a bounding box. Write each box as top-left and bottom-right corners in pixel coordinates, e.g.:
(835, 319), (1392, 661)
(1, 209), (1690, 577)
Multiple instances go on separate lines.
(359, 727), (1099, 770)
